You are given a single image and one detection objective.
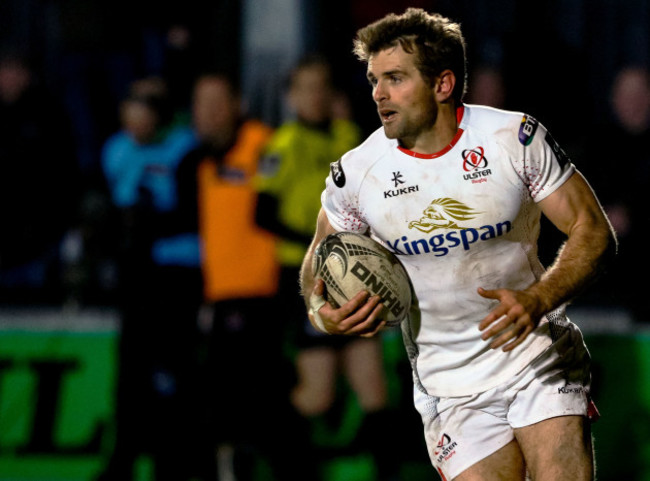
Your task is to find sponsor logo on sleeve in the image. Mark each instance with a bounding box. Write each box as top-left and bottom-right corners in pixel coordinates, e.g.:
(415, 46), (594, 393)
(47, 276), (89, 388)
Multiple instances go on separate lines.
(330, 158), (346, 187)
(544, 131), (570, 168)
(518, 115), (539, 146)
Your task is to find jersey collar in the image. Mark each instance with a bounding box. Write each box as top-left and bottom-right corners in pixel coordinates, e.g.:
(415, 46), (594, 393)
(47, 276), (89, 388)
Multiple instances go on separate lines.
(397, 105), (465, 159)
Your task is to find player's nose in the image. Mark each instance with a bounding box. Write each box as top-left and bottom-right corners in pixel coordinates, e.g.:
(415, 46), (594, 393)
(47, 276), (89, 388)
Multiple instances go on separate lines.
(373, 81), (388, 102)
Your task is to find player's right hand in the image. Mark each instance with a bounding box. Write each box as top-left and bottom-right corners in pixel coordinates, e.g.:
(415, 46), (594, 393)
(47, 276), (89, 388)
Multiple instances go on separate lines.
(309, 279), (386, 337)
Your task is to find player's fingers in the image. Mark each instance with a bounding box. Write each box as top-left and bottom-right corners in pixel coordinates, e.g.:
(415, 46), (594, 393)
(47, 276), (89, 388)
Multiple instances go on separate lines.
(360, 321), (387, 338)
(317, 293), (378, 335)
(487, 323), (523, 349)
(347, 301), (386, 336)
(480, 314), (511, 340)
(321, 295), (379, 336)
(489, 313), (536, 350)
(340, 295), (382, 328)
(477, 288), (511, 331)
(336, 290), (372, 319)
(478, 308), (508, 331)
(501, 325), (534, 352)
(477, 287), (501, 300)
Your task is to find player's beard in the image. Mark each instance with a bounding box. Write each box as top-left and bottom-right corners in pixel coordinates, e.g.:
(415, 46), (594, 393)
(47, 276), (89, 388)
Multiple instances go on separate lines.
(382, 98), (438, 147)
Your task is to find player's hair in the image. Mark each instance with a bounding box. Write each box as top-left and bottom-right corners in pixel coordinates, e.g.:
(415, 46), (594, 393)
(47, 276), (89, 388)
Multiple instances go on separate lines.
(353, 8), (467, 103)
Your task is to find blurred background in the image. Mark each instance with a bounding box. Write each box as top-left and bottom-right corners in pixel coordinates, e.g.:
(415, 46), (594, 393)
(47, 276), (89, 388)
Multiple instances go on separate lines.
(0, 0), (649, 480)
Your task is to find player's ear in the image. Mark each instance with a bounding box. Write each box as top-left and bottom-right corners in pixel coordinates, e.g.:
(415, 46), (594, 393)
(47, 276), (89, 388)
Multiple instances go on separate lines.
(434, 69), (456, 102)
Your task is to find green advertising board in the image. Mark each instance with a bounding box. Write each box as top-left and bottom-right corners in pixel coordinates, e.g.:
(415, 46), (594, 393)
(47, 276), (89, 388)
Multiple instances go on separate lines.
(0, 306), (648, 481)
(0, 308), (117, 481)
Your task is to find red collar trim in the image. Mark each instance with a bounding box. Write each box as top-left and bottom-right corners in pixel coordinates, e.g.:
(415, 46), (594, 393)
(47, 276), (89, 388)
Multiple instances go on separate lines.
(397, 105), (465, 159)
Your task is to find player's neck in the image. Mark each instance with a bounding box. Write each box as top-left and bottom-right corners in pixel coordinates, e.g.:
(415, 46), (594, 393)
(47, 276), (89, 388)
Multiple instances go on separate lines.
(400, 102), (460, 155)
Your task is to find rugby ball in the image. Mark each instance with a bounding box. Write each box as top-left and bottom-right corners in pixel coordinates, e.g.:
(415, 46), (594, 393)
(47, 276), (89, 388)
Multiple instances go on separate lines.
(312, 232), (412, 326)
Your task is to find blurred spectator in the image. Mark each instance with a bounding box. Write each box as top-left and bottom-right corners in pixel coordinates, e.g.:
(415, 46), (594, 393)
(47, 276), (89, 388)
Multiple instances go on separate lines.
(466, 66), (506, 108)
(0, 49), (79, 304)
(173, 72), (317, 480)
(97, 76), (202, 481)
(580, 0), (650, 124)
(45, 1), (211, 187)
(582, 66), (650, 320)
(254, 55), (399, 480)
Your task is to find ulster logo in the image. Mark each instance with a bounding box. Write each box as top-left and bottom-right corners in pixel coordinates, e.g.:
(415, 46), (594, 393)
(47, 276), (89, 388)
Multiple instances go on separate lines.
(408, 198), (481, 233)
(435, 433), (458, 463)
(462, 146), (488, 171)
(461, 146), (492, 183)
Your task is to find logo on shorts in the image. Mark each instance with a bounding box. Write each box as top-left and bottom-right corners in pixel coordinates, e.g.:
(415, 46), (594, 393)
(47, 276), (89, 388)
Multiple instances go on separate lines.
(558, 384), (585, 395)
(435, 433), (458, 463)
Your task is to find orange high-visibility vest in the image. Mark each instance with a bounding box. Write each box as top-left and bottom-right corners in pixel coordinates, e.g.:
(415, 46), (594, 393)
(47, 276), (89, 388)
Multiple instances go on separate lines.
(197, 120), (278, 301)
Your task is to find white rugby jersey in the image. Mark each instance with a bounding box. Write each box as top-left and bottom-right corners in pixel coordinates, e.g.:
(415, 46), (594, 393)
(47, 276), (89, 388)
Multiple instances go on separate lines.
(322, 104), (585, 397)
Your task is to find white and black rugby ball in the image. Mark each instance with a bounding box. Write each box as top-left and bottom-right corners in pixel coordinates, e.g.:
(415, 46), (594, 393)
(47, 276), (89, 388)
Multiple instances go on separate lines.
(312, 232), (412, 327)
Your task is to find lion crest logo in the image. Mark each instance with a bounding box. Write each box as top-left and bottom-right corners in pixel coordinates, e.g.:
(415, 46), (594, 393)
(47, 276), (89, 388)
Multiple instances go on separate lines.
(408, 198), (481, 233)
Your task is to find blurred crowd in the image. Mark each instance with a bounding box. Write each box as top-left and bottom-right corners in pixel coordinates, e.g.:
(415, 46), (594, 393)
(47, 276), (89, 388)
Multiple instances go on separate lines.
(1, 0), (649, 314)
(1, 0), (650, 480)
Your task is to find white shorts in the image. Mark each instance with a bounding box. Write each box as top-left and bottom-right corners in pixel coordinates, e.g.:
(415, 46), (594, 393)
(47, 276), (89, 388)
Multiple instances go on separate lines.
(414, 332), (595, 481)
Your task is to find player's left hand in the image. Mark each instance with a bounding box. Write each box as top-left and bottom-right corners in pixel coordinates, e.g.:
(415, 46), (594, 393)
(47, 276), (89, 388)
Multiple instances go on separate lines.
(477, 287), (544, 352)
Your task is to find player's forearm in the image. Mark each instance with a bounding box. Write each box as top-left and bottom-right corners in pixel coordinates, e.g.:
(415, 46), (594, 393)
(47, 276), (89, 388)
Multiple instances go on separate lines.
(300, 240), (329, 332)
(526, 218), (616, 314)
(300, 209), (338, 305)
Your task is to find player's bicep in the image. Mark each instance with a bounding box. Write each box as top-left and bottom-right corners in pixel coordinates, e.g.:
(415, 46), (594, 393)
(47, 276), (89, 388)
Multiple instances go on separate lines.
(538, 171), (609, 237)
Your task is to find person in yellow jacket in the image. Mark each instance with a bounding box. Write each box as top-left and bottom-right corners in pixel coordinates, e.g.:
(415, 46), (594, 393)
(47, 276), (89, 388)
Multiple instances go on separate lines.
(255, 55), (400, 480)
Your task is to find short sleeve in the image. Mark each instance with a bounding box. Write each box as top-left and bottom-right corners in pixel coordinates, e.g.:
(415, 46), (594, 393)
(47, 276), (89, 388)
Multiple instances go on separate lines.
(520, 116), (576, 202)
(321, 157), (368, 233)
